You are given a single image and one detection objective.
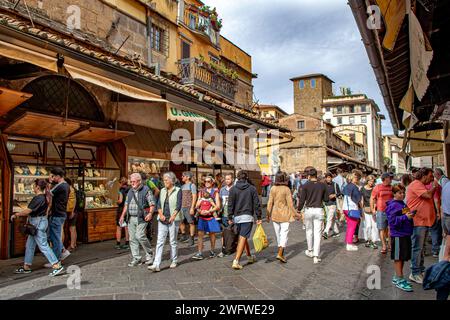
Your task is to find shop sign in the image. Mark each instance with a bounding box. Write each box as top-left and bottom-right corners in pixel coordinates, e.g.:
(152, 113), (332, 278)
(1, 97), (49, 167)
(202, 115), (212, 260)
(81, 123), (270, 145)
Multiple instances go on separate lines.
(167, 106), (216, 127)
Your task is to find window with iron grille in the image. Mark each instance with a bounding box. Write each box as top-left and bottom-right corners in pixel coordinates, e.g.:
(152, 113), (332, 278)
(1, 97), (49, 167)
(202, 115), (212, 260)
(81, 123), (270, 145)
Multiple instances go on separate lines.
(19, 75), (104, 122)
(150, 24), (169, 56)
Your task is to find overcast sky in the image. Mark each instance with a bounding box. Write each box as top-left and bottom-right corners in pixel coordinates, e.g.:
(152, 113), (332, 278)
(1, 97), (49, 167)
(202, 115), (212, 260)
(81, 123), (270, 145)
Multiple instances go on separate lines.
(206, 0), (393, 134)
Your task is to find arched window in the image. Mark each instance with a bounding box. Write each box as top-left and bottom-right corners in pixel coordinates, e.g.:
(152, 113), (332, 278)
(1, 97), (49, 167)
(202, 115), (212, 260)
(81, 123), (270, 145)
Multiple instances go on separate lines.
(19, 75), (104, 122)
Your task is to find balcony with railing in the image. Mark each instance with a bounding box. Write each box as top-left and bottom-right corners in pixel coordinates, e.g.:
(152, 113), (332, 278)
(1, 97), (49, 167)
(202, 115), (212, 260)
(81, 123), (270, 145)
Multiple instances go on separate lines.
(178, 58), (237, 102)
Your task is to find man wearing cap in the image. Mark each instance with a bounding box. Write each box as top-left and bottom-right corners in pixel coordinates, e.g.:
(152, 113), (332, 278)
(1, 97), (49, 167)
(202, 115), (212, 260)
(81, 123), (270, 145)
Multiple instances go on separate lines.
(371, 172), (394, 254)
(179, 171), (197, 247)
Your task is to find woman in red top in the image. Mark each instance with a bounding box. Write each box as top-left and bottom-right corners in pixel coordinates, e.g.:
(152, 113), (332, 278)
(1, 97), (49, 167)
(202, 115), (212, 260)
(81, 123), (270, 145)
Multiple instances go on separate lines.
(261, 174), (272, 197)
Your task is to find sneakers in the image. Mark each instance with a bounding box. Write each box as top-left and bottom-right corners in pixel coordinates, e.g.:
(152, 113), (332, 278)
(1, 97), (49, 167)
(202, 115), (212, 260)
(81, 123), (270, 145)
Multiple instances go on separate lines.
(209, 251), (216, 259)
(322, 232), (328, 240)
(120, 244), (129, 250)
(180, 234), (189, 243)
(346, 244), (358, 251)
(396, 278), (413, 292)
(144, 256), (154, 265)
(169, 262), (177, 269)
(305, 250), (314, 258)
(247, 255), (257, 264)
(192, 252), (204, 260)
(218, 252), (225, 258)
(365, 240), (371, 248)
(60, 250), (71, 261)
(409, 273), (423, 284)
(332, 233), (341, 238)
(127, 260), (142, 267)
(313, 257), (321, 264)
(232, 260), (243, 270)
(115, 244), (122, 250)
(392, 276), (401, 285)
(370, 241), (378, 249)
(148, 264), (160, 272)
(49, 265), (65, 277)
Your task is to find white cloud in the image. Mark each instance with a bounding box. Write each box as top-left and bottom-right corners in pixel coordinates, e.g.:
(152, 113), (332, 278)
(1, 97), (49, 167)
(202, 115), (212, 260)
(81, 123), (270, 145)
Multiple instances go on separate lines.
(205, 0), (394, 134)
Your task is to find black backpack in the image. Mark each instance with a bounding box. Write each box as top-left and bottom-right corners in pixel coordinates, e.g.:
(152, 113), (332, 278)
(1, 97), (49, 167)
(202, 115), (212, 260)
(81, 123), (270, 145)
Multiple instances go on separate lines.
(74, 188), (86, 212)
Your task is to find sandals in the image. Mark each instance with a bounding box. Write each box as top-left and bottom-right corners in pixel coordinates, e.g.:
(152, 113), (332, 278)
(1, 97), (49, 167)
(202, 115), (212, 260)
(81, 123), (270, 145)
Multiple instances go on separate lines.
(14, 266), (32, 274)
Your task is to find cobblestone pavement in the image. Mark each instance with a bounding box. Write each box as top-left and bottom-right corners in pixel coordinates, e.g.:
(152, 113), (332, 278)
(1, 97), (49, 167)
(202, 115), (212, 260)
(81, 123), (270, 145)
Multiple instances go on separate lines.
(0, 219), (437, 300)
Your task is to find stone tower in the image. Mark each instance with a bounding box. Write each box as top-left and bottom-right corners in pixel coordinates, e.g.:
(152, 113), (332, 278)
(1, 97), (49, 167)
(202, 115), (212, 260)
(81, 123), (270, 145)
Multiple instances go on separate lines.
(290, 74), (334, 117)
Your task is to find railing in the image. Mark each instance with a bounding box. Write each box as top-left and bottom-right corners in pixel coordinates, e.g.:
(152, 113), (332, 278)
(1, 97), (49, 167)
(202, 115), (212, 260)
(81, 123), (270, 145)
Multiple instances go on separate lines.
(178, 58), (237, 101)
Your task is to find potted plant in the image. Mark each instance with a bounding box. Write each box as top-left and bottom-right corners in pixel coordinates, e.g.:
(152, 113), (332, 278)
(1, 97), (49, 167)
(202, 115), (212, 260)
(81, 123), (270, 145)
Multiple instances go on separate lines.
(198, 54), (205, 67)
(199, 5), (211, 17)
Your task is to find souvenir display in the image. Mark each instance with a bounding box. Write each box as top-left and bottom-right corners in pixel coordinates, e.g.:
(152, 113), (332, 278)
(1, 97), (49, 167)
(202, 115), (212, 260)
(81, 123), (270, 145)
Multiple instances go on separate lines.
(128, 157), (169, 176)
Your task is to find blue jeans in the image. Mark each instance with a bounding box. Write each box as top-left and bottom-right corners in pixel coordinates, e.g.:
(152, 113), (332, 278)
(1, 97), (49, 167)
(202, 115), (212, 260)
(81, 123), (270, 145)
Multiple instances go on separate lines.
(25, 217), (59, 266)
(411, 226), (428, 276)
(48, 215), (66, 260)
(431, 218), (443, 254)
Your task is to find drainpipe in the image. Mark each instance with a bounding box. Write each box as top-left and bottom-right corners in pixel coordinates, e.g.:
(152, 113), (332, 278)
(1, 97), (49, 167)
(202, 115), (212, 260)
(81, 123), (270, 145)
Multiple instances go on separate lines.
(348, 0), (401, 136)
(146, 4), (153, 67)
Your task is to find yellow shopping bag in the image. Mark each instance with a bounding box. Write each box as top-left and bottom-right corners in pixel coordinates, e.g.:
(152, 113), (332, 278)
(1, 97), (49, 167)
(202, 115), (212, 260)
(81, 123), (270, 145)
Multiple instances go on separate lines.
(252, 224), (269, 253)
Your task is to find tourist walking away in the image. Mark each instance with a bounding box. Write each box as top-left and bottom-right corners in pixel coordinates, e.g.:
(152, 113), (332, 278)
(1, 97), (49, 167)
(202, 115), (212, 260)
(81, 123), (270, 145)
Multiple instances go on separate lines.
(407, 168), (438, 284)
(371, 173), (394, 254)
(343, 171), (363, 252)
(228, 171), (262, 270)
(261, 173), (272, 197)
(267, 172), (297, 263)
(333, 168), (346, 217)
(119, 173), (155, 267)
(149, 172), (182, 272)
(218, 173), (234, 257)
(11, 179), (65, 276)
(61, 178), (77, 254)
(298, 167), (328, 264)
(179, 172), (197, 247)
(385, 185), (414, 292)
(116, 177), (130, 250)
(192, 190), (220, 260)
(361, 175), (378, 249)
(48, 167), (70, 263)
(323, 172), (341, 239)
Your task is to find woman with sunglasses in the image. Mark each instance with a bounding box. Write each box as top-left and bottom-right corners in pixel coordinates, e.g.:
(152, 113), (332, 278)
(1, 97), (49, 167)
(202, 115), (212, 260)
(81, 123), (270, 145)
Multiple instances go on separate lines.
(192, 176), (221, 259)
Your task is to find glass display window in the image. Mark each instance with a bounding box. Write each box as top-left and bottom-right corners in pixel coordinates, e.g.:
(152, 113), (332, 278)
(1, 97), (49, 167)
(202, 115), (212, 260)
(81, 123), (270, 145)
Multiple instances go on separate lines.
(128, 157), (170, 175)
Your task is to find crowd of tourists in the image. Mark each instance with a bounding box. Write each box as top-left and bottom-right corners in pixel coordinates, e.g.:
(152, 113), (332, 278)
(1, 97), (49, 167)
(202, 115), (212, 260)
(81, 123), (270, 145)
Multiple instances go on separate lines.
(10, 165), (450, 300)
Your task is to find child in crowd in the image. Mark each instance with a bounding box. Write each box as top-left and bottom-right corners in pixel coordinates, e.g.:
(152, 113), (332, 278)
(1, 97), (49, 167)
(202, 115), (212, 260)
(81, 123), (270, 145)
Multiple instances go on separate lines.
(192, 191), (220, 260)
(385, 185), (415, 292)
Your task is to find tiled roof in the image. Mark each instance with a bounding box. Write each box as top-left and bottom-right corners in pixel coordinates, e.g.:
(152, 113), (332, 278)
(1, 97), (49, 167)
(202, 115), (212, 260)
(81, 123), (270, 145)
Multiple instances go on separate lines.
(0, 9), (288, 131)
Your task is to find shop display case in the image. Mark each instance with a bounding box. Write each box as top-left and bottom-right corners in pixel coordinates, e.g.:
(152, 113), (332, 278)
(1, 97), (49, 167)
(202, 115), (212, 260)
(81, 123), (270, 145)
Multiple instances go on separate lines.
(128, 157), (170, 176)
(66, 166), (119, 210)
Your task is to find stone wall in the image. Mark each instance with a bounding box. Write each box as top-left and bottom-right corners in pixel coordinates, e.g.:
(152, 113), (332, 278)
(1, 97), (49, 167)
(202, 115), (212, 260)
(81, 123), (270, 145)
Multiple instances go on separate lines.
(234, 79), (253, 110)
(280, 146), (327, 174)
(1, 0), (149, 63)
(293, 76), (333, 117)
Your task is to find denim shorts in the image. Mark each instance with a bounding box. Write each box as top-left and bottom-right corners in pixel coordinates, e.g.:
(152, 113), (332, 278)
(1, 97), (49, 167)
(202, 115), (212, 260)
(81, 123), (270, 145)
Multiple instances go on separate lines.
(376, 211), (388, 230)
(236, 222), (253, 239)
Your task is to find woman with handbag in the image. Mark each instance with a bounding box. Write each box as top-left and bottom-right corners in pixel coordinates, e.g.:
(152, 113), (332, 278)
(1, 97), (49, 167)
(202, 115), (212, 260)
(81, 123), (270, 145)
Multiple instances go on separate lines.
(267, 172), (298, 263)
(342, 171), (363, 251)
(10, 179), (65, 276)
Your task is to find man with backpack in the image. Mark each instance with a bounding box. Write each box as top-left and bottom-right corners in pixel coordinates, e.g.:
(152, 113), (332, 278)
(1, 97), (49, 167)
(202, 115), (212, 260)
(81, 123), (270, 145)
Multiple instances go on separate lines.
(218, 173), (236, 258)
(179, 171), (198, 247)
(119, 173), (156, 267)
